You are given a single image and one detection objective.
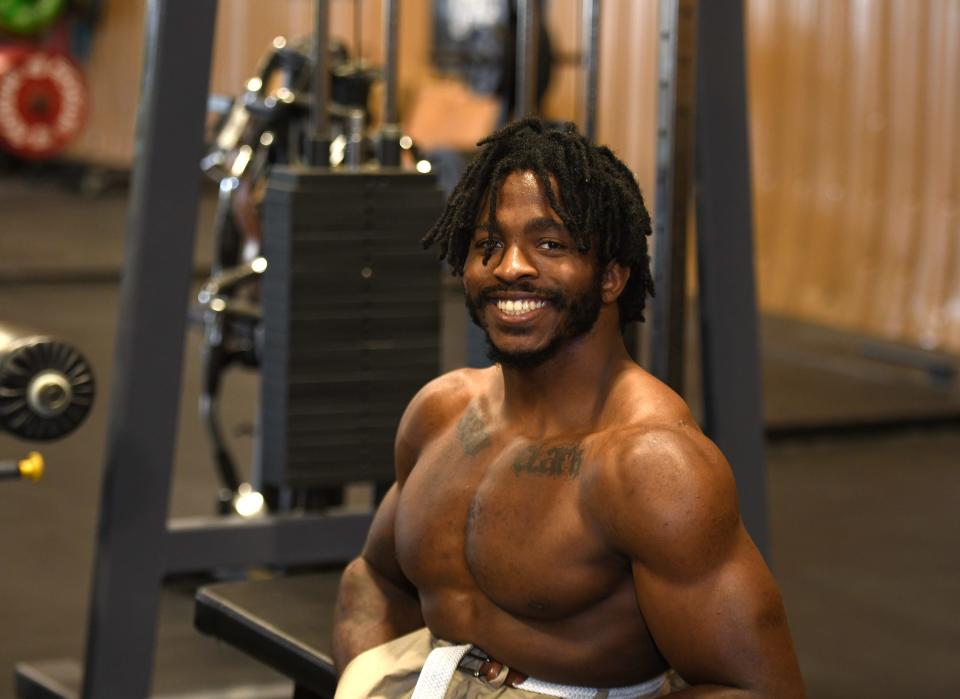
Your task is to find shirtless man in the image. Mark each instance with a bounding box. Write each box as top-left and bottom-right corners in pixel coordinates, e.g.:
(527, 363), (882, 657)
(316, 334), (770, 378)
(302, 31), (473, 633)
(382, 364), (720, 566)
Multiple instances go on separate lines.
(332, 120), (804, 698)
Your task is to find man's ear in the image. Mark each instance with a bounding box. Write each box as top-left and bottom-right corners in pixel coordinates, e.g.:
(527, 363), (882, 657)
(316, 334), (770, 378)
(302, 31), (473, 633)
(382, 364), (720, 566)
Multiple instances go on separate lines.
(601, 261), (631, 304)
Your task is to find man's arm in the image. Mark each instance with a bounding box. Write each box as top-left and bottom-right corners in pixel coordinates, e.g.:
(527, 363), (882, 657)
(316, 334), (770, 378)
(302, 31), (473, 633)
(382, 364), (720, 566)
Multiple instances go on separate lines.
(332, 484), (423, 671)
(589, 425), (805, 698)
(331, 372), (472, 671)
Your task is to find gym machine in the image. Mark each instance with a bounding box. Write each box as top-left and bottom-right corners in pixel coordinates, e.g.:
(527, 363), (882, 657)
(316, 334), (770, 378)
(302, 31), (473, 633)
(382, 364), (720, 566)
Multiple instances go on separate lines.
(195, 32), (385, 512)
(195, 8), (443, 514)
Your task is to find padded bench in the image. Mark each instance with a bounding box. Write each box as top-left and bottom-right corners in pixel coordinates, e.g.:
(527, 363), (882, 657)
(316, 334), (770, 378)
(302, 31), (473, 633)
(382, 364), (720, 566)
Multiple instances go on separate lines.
(194, 571), (343, 699)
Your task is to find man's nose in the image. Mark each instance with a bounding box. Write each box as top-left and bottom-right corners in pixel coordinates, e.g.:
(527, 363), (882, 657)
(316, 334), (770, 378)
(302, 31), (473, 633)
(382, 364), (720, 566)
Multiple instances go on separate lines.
(492, 244), (538, 282)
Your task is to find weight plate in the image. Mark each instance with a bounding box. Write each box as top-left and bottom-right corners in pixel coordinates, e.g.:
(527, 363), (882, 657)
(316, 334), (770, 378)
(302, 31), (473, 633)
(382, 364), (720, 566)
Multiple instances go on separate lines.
(0, 337), (95, 441)
(0, 44), (30, 73)
(0, 0), (65, 35)
(0, 49), (87, 160)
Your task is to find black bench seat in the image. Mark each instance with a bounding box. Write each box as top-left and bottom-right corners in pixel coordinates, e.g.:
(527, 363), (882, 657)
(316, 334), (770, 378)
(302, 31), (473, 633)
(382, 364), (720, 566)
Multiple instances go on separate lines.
(194, 571), (343, 699)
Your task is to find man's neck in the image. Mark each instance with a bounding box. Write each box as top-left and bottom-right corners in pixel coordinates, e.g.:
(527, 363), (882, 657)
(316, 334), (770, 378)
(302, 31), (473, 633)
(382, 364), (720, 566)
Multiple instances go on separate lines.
(494, 317), (632, 438)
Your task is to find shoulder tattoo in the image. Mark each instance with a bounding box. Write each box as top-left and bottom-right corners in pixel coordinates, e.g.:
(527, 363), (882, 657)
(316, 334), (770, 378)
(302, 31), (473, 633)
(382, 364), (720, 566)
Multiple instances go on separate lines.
(456, 404), (491, 457)
(513, 443), (584, 480)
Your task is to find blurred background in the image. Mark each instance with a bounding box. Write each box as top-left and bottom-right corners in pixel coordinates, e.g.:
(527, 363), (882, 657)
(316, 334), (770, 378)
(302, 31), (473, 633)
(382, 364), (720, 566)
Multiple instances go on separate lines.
(0, 0), (957, 697)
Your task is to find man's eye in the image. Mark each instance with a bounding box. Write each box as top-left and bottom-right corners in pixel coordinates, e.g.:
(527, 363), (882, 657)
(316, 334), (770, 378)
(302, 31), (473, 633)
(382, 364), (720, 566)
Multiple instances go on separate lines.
(475, 238), (501, 251)
(539, 240), (565, 251)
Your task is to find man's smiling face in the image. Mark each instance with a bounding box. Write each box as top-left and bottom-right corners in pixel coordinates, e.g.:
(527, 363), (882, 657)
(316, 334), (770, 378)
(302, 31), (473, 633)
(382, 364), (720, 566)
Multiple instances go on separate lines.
(463, 170), (604, 368)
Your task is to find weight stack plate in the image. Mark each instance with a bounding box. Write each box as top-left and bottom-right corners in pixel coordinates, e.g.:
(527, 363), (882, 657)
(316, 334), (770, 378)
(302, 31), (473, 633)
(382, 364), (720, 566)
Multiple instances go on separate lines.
(260, 167), (446, 490)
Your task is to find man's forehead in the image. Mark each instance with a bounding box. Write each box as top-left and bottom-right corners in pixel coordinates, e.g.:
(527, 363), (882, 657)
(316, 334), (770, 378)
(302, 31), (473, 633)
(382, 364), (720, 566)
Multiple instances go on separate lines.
(475, 169), (562, 220)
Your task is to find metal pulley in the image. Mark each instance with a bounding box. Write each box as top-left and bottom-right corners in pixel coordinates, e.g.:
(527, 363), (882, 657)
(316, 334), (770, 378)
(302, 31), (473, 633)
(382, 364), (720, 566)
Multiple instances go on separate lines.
(0, 0), (65, 35)
(0, 48), (87, 160)
(0, 324), (95, 441)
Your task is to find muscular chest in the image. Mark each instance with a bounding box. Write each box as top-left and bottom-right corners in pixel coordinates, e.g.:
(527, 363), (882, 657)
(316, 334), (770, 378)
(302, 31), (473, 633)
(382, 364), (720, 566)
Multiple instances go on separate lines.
(396, 426), (624, 618)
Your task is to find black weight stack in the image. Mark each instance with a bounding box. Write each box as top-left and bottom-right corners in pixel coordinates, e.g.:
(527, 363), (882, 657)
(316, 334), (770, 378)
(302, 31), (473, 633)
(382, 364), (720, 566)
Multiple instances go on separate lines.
(259, 166), (446, 501)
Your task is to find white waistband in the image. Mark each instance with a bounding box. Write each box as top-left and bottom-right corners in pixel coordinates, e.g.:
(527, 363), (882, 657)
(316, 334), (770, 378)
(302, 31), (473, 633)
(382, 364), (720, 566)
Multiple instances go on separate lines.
(515, 671), (666, 699)
(411, 643), (666, 699)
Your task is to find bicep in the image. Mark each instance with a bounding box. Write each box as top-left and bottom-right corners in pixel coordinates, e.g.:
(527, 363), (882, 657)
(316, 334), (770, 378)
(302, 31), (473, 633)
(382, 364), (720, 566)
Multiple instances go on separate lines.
(361, 389), (421, 585)
(361, 483), (417, 595)
(335, 484), (422, 670)
(632, 525), (802, 693)
(365, 391), (426, 591)
(366, 371), (470, 593)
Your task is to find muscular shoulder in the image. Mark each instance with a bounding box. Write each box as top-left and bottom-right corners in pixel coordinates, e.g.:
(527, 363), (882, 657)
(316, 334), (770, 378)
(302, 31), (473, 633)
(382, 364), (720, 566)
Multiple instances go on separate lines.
(393, 368), (494, 482)
(584, 419), (741, 581)
(603, 363), (695, 426)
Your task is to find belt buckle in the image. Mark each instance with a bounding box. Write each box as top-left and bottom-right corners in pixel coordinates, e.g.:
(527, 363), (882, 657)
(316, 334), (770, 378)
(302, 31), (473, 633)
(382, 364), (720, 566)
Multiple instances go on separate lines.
(473, 658), (490, 679)
(473, 655), (492, 679)
(459, 648), (491, 679)
(475, 655), (496, 679)
(460, 648), (524, 688)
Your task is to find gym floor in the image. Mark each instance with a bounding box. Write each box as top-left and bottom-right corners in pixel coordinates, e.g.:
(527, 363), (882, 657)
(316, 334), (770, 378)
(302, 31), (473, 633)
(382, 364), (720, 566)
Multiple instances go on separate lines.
(1, 173), (958, 698)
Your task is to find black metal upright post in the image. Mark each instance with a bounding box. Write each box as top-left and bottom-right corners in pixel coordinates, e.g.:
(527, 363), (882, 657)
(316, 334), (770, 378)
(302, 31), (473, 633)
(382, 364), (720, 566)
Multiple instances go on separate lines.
(81, 1), (218, 696)
(515, 0), (540, 118)
(650, 0), (696, 392)
(580, 0), (600, 141)
(693, 0), (769, 556)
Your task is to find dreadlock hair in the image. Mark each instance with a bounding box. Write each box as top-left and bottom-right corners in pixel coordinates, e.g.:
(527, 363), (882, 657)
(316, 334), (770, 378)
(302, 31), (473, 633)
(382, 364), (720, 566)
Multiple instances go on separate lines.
(422, 118), (655, 324)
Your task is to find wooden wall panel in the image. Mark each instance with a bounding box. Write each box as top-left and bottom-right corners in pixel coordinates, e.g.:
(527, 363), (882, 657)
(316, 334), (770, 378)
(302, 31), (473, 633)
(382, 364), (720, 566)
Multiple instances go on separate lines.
(874, 1), (926, 340)
(910, 0), (959, 348)
(747, 0), (960, 352)
(832, 0), (889, 331)
(542, 0), (659, 198)
(595, 0), (659, 196)
(63, 0), (145, 165)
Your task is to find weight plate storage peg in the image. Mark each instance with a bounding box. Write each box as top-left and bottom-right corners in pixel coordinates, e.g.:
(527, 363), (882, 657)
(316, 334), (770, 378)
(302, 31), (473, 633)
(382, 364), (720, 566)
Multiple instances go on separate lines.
(0, 48), (87, 160)
(0, 0), (65, 35)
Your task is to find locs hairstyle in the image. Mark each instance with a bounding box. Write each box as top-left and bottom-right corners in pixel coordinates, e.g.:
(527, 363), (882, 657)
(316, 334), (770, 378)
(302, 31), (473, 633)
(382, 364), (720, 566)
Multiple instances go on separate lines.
(422, 118), (655, 323)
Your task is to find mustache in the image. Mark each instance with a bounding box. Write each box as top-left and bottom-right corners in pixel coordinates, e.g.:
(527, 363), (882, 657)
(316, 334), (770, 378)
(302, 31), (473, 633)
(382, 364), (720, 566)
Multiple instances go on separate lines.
(476, 283), (563, 305)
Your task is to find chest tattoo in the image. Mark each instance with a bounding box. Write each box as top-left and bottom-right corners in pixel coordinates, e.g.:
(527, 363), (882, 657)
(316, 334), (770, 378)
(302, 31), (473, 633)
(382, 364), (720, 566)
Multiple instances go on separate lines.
(456, 404), (491, 457)
(512, 443), (584, 480)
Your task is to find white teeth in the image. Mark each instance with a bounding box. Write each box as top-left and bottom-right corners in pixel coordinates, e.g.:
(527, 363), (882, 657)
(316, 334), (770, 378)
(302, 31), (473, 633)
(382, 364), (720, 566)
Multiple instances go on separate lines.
(496, 299), (547, 316)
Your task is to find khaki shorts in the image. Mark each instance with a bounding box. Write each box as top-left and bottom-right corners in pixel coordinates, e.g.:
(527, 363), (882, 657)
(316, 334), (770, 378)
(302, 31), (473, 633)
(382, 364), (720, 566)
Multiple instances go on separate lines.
(334, 628), (683, 699)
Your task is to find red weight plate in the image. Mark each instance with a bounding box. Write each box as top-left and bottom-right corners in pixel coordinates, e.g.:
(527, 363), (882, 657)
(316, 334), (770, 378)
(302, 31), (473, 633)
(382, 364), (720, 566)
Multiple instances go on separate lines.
(0, 44), (31, 74)
(0, 50), (87, 160)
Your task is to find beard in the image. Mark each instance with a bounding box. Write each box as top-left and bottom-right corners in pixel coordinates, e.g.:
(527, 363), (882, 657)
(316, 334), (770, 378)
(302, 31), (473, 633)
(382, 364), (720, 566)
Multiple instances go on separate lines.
(464, 274), (604, 369)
